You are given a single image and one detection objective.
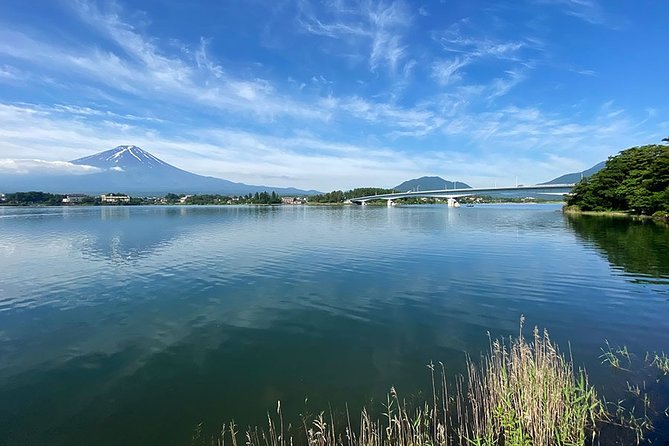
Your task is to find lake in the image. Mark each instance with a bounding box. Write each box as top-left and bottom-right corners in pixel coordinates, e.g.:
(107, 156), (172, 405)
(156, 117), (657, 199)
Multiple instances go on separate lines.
(0, 204), (668, 445)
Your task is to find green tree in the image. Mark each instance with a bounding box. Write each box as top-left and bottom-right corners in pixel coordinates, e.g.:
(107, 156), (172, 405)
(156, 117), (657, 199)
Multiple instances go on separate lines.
(164, 193), (180, 203)
(3, 191), (65, 206)
(567, 144), (669, 214)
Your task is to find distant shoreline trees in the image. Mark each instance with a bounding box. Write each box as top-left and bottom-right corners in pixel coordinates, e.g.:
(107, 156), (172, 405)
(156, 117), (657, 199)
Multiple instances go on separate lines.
(0, 191), (285, 206)
(1, 191), (67, 206)
(308, 187), (397, 203)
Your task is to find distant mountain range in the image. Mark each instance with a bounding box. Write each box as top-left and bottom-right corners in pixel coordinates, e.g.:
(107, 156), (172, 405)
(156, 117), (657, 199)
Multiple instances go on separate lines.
(0, 145), (320, 196)
(540, 161), (606, 185)
(394, 176), (471, 191)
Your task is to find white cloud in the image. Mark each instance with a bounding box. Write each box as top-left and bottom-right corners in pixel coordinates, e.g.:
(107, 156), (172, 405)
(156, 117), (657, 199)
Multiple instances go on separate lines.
(432, 57), (470, 85)
(487, 69), (527, 99)
(298, 0), (412, 74)
(0, 0), (545, 144)
(0, 8), (324, 122)
(427, 20), (538, 99)
(1, 100), (661, 191)
(194, 37), (224, 79)
(0, 159), (101, 175)
(537, 0), (614, 27)
(331, 96), (445, 136)
(432, 23), (526, 60)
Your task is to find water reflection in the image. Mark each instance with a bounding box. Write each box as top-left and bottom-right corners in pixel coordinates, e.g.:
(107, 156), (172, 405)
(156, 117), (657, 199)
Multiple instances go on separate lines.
(566, 214), (669, 281)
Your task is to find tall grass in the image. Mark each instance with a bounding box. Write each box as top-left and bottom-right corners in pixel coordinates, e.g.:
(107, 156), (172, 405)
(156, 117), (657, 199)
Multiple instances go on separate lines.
(458, 324), (601, 445)
(194, 323), (647, 446)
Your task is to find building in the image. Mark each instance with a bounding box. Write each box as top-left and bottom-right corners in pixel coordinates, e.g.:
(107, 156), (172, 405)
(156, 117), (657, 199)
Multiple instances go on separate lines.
(100, 193), (131, 204)
(281, 197), (305, 205)
(62, 194), (88, 204)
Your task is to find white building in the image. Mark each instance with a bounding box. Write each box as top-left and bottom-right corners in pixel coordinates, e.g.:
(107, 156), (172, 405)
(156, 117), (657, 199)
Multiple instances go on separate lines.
(62, 194), (88, 204)
(100, 194), (131, 204)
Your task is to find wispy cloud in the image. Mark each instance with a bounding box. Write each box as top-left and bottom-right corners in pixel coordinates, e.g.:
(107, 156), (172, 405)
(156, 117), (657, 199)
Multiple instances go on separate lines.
(0, 6), (324, 122)
(0, 2), (437, 137)
(441, 103), (656, 160)
(298, 0), (412, 73)
(537, 0), (613, 26)
(432, 22), (527, 60)
(431, 57), (470, 86)
(428, 20), (538, 99)
(487, 69), (527, 100)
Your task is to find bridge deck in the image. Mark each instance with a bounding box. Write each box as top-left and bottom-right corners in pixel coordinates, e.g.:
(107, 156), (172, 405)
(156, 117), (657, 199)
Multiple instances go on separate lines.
(350, 183), (575, 203)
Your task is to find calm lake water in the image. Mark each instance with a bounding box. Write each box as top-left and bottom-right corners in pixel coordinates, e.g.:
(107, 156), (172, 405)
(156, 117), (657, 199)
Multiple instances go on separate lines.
(0, 204), (668, 445)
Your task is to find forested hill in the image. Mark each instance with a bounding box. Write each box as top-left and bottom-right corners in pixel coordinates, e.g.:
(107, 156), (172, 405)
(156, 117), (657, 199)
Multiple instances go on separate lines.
(541, 161), (605, 185)
(394, 176), (470, 191)
(566, 144), (669, 215)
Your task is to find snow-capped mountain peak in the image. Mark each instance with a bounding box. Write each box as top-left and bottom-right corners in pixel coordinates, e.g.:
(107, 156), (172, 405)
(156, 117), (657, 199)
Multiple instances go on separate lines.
(71, 145), (171, 171)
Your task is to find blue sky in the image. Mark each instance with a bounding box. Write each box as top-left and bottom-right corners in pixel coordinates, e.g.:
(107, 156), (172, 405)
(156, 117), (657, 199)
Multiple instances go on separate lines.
(0, 0), (667, 190)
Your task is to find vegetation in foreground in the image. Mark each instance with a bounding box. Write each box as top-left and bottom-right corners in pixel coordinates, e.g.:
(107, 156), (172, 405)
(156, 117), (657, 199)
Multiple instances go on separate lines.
(192, 321), (666, 446)
(567, 144), (669, 217)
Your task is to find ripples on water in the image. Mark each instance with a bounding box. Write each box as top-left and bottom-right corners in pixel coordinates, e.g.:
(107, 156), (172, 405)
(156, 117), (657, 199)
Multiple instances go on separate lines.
(0, 205), (667, 445)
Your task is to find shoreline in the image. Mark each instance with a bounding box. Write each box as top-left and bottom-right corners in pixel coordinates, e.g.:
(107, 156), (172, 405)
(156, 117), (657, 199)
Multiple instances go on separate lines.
(563, 206), (669, 222)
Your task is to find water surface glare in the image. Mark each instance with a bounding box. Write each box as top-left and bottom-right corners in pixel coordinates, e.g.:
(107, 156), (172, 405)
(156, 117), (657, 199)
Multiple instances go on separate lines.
(0, 205), (668, 445)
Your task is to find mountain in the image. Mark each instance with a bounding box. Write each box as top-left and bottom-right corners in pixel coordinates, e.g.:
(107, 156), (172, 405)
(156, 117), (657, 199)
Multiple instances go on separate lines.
(0, 145), (320, 196)
(71, 145), (174, 171)
(394, 176), (471, 192)
(540, 161), (605, 185)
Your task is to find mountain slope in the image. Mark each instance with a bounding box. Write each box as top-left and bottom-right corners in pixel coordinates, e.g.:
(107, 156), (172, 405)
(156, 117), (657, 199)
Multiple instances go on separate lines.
(1, 145), (320, 196)
(394, 176), (471, 191)
(541, 161), (605, 185)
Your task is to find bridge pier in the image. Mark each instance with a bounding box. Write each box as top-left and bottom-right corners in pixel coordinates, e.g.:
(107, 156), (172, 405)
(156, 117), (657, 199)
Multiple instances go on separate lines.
(386, 199), (396, 207)
(447, 198), (460, 208)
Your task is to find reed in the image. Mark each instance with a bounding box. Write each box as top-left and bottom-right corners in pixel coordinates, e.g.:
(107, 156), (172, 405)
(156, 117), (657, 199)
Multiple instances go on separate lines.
(195, 322), (650, 446)
(456, 321), (601, 445)
(649, 352), (669, 376)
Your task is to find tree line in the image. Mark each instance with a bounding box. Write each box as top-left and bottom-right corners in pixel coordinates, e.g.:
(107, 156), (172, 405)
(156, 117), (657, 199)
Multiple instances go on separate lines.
(1, 191), (67, 206)
(308, 187), (397, 203)
(1, 191), (284, 206)
(164, 191), (282, 205)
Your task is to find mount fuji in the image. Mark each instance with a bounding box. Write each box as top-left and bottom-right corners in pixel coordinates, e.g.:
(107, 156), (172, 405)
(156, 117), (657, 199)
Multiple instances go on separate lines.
(0, 145), (320, 196)
(71, 145), (177, 171)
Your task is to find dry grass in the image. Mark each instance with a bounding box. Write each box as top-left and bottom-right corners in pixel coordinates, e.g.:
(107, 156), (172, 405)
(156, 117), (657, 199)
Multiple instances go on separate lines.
(458, 322), (601, 445)
(193, 321), (655, 446)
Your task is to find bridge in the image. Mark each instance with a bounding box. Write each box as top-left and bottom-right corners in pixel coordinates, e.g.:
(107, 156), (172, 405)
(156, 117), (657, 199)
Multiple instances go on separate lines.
(349, 183), (575, 207)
